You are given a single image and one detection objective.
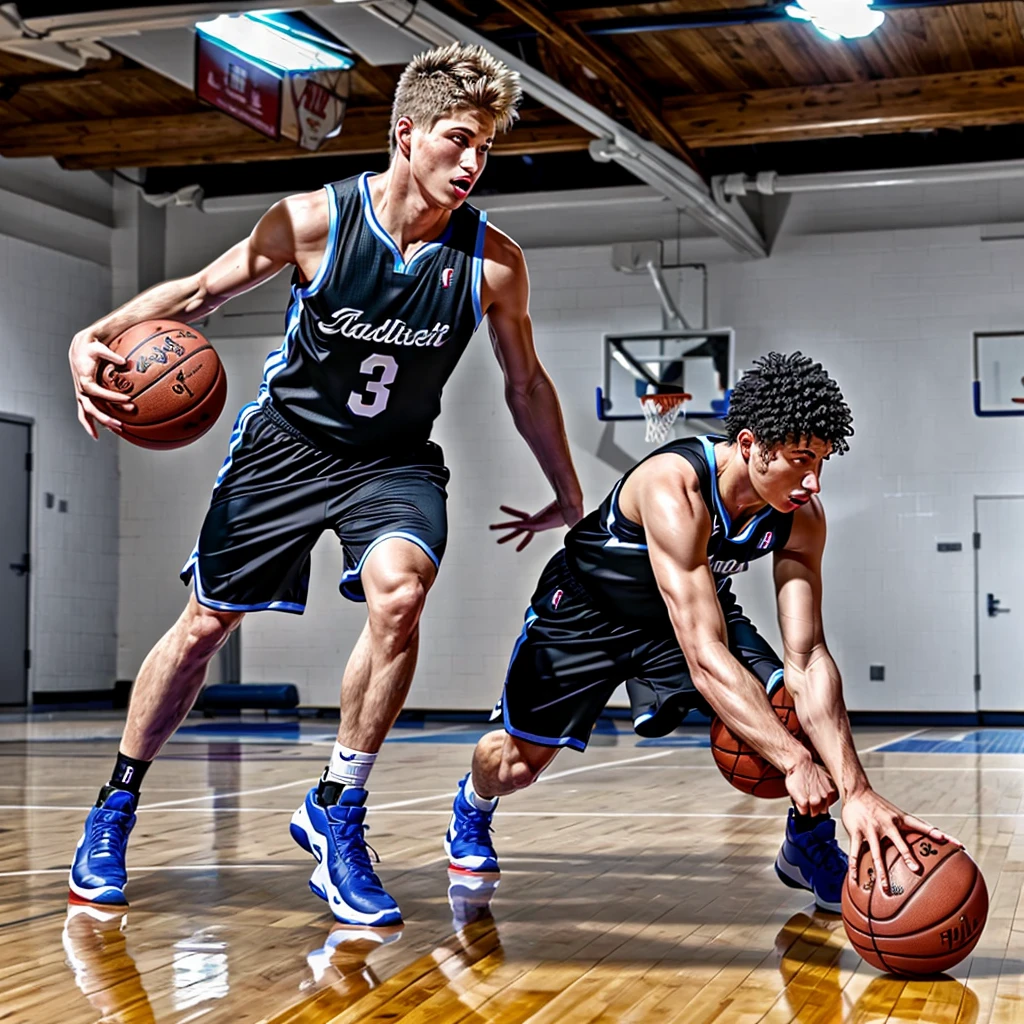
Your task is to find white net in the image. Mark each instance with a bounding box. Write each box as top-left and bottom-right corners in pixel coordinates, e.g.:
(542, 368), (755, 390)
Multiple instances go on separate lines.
(641, 393), (688, 444)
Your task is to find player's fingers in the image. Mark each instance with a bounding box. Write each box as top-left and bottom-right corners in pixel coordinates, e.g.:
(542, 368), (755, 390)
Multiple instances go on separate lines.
(498, 505), (529, 519)
(89, 340), (127, 366)
(78, 377), (134, 404)
(79, 395), (123, 432)
(902, 815), (960, 847)
(496, 530), (524, 545)
(849, 831), (863, 879)
(490, 520), (529, 531)
(515, 533), (533, 552)
(76, 402), (99, 441)
(867, 830), (889, 893)
(887, 826), (921, 874)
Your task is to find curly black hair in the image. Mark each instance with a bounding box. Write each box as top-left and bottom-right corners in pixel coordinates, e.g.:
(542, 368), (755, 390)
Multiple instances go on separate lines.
(723, 351), (853, 457)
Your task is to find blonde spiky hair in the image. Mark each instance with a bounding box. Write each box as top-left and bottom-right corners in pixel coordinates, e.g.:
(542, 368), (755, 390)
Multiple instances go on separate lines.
(389, 42), (522, 158)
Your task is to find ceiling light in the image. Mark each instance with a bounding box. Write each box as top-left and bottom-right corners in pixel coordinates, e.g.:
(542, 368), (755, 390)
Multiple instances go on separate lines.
(785, 0), (885, 40)
(195, 12), (354, 72)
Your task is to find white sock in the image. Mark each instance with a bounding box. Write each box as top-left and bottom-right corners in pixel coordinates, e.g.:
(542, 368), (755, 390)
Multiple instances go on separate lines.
(325, 742), (377, 790)
(464, 775), (498, 812)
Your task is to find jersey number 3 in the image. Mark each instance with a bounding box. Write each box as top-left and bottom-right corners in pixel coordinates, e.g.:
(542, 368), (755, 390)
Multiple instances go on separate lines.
(347, 354), (398, 418)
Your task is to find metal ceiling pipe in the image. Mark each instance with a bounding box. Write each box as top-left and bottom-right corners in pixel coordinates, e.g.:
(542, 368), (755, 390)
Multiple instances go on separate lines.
(716, 159), (1024, 198)
(362, 0), (768, 258)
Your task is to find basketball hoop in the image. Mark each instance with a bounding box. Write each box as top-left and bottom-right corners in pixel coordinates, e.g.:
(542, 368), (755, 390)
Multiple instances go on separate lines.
(640, 392), (691, 444)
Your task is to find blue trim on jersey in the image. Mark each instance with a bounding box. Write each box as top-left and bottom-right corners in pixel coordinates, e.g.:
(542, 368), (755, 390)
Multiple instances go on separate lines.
(338, 531), (441, 602)
(189, 563), (306, 615)
(766, 668), (785, 695)
(698, 435), (773, 544)
(472, 210), (488, 327)
(295, 183), (339, 299)
(603, 481), (647, 550)
(212, 401), (261, 492)
(357, 172), (455, 275)
(256, 287), (304, 405)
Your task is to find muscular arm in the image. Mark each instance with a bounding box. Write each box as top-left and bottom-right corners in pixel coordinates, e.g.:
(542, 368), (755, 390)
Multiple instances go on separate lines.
(773, 501), (869, 800)
(775, 500), (960, 883)
(634, 458), (814, 775)
(481, 227), (583, 525)
(70, 191), (328, 437)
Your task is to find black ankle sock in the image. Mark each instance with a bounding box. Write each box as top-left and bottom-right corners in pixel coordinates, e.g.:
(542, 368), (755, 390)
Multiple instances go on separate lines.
(103, 751), (151, 800)
(792, 810), (829, 834)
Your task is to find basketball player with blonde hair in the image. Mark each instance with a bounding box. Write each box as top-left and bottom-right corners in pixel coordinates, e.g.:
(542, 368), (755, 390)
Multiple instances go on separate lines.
(66, 43), (583, 927)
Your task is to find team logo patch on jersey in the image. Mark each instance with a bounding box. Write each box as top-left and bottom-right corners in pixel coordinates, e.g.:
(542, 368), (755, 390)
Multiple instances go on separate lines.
(440, 267), (455, 289)
(552, 588), (564, 609)
(757, 531), (774, 550)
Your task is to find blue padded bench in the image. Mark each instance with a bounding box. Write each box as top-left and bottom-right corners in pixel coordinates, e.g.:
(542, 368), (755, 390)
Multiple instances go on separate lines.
(200, 683), (299, 716)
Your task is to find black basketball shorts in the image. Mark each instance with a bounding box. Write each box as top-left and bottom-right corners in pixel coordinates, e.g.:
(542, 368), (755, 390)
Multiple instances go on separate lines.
(494, 550), (784, 751)
(180, 401), (450, 612)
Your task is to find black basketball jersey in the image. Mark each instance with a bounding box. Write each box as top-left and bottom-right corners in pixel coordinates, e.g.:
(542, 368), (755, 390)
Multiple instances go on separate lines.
(563, 435), (794, 624)
(259, 172), (487, 450)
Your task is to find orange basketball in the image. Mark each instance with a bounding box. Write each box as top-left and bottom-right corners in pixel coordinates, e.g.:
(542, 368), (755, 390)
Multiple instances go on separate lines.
(710, 685), (810, 798)
(842, 835), (988, 976)
(95, 320), (226, 450)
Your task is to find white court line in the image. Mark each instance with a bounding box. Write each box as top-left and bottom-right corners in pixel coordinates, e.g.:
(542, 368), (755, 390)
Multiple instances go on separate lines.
(857, 728), (927, 754)
(144, 777), (313, 808)
(537, 750), (676, 782)
(0, 863), (299, 879)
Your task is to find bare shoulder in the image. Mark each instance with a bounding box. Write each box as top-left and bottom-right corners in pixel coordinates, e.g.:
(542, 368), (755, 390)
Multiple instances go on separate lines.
(621, 452), (704, 524)
(251, 189), (330, 269)
(482, 222), (525, 281)
(784, 495), (827, 554)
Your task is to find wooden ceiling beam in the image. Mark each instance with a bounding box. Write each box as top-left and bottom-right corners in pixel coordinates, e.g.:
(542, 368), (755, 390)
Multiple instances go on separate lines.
(487, 0), (702, 171)
(665, 66), (1024, 147)
(0, 106), (593, 168)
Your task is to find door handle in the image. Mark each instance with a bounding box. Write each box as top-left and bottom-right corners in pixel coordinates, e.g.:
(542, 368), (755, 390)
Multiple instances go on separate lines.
(8, 553), (28, 577)
(987, 593), (1011, 617)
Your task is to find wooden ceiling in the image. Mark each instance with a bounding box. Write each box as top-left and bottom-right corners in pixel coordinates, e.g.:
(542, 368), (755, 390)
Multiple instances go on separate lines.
(2, 0), (1024, 179)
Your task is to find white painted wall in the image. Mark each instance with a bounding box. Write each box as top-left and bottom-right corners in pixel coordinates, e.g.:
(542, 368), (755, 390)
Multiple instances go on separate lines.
(113, 188), (1024, 712)
(0, 158), (117, 695)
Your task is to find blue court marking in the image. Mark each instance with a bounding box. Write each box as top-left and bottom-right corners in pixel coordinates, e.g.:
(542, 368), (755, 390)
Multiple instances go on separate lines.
(636, 735), (712, 748)
(877, 729), (1024, 755)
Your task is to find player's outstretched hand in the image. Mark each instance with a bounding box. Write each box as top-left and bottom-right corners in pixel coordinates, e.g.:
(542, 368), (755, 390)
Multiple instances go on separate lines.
(490, 501), (576, 552)
(68, 329), (132, 439)
(784, 755), (837, 818)
(842, 789), (962, 895)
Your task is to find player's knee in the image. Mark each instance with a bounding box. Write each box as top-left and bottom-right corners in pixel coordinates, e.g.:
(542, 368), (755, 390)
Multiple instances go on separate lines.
(182, 601), (241, 661)
(368, 577), (427, 647)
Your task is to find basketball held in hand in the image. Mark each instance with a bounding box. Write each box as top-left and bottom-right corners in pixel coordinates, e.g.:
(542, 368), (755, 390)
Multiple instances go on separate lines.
(710, 684), (814, 798)
(96, 320), (227, 449)
(842, 834), (988, 976)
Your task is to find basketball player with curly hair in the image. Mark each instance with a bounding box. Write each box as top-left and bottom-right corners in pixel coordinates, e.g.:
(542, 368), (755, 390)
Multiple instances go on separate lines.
(445, 352), (959, 912)
(66, 43), (583, 927)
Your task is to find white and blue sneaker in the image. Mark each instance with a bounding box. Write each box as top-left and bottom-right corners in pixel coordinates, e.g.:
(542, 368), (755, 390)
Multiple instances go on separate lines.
(290, 785), (402, 927)
(68, 789), (137, 906)
(774, 808), (848, 913)
(444, 775), (500, 874)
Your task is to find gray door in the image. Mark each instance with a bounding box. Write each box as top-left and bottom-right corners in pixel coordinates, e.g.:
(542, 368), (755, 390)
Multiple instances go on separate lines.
(0, 419), (30, 704)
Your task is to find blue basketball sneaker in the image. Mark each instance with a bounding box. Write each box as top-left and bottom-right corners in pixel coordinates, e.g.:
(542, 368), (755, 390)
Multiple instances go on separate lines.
(290, 785), (402, 927)
(68, 789), (137, 906)
(445, 774), (499, 874)
(774, 808), (848, 913)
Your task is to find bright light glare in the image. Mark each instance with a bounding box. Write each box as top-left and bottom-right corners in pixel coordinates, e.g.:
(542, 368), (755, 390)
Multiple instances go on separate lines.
(196, 13), (354, 71)
(785, 0), (885, 40)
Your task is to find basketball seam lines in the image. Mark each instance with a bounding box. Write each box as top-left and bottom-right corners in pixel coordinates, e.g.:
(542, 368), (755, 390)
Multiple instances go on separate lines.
(120, 344), (216, 407)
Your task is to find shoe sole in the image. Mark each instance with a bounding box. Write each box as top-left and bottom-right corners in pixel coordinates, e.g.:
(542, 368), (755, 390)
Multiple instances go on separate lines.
(67, 883), (128, 907)
(775, 849), (842, 914)
(443, 834), (500, 875)
(290, 800), (403, 927)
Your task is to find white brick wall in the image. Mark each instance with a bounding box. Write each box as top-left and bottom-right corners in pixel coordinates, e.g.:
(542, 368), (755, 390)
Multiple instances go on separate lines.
(0, 233), (117, 693)
(114, 199), (1024, 712)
